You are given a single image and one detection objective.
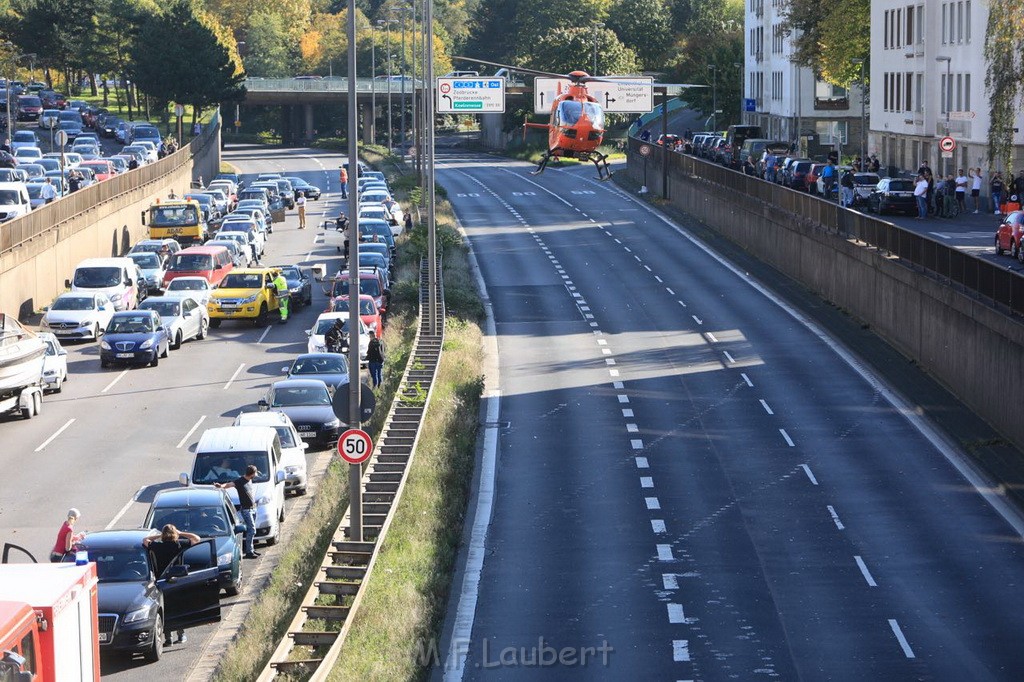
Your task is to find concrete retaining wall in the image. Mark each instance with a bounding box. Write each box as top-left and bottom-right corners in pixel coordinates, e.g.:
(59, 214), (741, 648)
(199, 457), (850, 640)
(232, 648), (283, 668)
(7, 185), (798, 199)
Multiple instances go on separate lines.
(0, 115), (221, 319)
(627, 147), (1024, 451)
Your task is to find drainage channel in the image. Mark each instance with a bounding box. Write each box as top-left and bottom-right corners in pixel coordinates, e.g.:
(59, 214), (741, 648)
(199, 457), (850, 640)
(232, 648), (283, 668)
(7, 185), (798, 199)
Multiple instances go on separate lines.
(257, 256), (445, 680)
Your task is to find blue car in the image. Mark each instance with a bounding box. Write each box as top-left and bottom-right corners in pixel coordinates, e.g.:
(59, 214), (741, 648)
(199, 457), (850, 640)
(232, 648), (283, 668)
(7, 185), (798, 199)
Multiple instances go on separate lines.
(100, 310), (170, 368)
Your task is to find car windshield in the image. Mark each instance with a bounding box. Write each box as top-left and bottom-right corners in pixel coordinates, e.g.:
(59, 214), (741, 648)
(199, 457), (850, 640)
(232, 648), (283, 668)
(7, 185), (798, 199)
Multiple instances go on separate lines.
(854, 175), (879, 186)
(0, 190), (23, 205)
(84, 547), (151, 582)
(290, 355), (348, 376)
(332, 298), (375, 315)
(107, 315), (155, 334)
(273, 426), (297, 448)
(151, 205), (199, 226)
(270, 385), (332, 406)
(149, 506), (231, 538)
(888, 180), (914, 191)
(13, 132), (34, 142)
(141, 300), (181, 317)
(52, 296), (95, 311)
(44, 339), (58, 356)
(129, 253), (161, 268)
(169, 254), (214, 271)
(314, 319), (351, 335)
(167, 279), (207, 292)
(73, 267), (121, 288)
(26, 184), (44, 199)
(220, 273), (262, 289)
(193, 452), (270, 484)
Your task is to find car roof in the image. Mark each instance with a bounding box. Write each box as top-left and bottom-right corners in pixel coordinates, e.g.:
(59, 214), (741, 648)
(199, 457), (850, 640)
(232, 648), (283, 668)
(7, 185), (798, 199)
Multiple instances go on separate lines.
(79, 529), (151, 549)
(112, 309), (158, 318)
(273, 378), (331, 390)
(234, 411), (296, 428)
(152, 486), (227, 507)
(197, 425), (278, 452)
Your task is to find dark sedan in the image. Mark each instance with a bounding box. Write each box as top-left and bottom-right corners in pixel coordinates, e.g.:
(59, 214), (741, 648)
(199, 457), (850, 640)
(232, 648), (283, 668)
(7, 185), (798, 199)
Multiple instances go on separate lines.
(99, 310), (170, 368)
(866, 178), (918, 216)
(282, 353), (351, 391)
(69, 529), (220, 662)
(258, 379), (342, 448)
(274, 264), (312, 307)
(284, 176), (321, 200)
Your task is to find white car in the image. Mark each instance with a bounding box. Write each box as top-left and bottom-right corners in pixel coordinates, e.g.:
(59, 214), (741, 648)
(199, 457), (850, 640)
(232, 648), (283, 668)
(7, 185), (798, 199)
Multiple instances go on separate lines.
(122, 144), (156, 164)
(132, 141), (160, 164)
(358, 203), (395, 225)
(13, 147), (43, 163)
(138, 295), (209, 349)
(10, 131), (39, 152)
(306, 312), (371, 363)
(39, 292), (116, 340)
(219, 220), (266, 257)
(232, 411), (309, 495)
(359, 189), (392, 205)
(209, 233), (255, 267)
(163, 276), (214, 305)
(38, 332), (69, 393)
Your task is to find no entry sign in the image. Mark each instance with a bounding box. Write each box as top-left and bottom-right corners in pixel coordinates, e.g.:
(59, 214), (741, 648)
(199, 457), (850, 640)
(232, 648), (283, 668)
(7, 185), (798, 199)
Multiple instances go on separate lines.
(337, 428), (373, 464)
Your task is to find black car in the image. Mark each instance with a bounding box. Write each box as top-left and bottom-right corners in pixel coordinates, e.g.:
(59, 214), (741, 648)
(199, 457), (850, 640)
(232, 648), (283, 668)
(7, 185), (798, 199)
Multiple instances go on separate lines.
(69, 529), (220, 662)
(866, 177), (918, 215)
(275, 264), (312, 307)
(259, 379), (342, 448)
(0, 150), (15, 169)
(143, 487), (245, 596)
(283, 353), (351, 391)
(284, 176), (321, 200)
(101, 116), (124, 138)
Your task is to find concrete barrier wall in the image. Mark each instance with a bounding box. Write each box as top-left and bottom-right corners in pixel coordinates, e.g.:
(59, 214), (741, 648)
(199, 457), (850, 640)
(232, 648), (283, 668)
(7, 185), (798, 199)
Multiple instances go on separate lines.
(627, 148), (1024, 451)
(0, 115), (221, 320)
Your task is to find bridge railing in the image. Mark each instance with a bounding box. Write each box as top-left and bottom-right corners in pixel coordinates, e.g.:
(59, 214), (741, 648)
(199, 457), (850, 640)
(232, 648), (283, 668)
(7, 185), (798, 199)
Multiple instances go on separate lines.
(244, 77), (423, 93)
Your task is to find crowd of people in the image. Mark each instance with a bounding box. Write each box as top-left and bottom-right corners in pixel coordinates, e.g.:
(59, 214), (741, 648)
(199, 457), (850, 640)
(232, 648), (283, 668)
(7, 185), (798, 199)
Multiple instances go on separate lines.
(911, 164), (1024, 219)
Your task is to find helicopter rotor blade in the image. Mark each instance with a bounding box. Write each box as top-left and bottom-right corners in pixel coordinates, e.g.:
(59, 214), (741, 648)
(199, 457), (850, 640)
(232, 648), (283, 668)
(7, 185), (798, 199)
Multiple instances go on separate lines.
(452, 56), (569, 80)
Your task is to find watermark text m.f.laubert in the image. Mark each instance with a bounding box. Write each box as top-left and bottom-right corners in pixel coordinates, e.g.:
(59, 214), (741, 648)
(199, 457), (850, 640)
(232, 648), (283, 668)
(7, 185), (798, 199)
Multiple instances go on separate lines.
(414, 636), (615, 670)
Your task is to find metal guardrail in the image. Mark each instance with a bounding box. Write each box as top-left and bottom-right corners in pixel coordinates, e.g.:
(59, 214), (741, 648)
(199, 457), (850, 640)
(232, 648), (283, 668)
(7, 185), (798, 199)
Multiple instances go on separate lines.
(245, 78), (423, 93)
(0, 110), (220, 255)
(630, 136), (1024, 317)
(256, 256), (445, 680)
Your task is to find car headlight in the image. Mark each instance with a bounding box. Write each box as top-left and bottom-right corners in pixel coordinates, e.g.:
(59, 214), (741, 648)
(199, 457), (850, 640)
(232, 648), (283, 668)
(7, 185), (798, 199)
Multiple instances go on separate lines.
(256, 495), (272, 506)
(109, 292), (122, 301)
(43, 369), (56, 376)
(284, 465), (302, 474)
(241, 294), (259, 304)
(123, 604), (153, 624)
(78, 319), (92, 327)
(139, 339), (154, 349)
(314, 344), (326, 352)
(100, 340), (111, 349)
(324, 418), (340, 429)
(40, 319), (51, 327)
(217, 551), (234, 567)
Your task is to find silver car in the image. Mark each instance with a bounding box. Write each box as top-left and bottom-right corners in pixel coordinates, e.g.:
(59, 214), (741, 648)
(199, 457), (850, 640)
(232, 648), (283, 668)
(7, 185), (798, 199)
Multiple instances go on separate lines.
(138, 295), (209, 349)
(127, 251), (167, 293)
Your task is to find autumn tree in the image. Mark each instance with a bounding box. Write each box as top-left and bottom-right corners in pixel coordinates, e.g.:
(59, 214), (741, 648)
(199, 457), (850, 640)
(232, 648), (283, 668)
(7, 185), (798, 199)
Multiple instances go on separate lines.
(984, 0), (1024, 173)
(244, 10), (294, 77)
(779, 0), (869, 86)
(607, 0), (671, 71)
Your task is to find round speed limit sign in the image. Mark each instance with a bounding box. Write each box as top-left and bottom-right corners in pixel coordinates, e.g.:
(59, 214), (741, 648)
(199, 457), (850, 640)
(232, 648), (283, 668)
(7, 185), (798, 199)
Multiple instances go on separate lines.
(639, 144), (652, 157)
(337, 428), (373, 464)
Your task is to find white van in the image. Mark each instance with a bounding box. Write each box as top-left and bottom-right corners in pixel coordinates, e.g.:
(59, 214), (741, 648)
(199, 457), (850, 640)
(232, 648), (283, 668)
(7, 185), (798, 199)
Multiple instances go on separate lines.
(184, 426), (287, 545)
(65, 257), (141, 311)
(0, 182), (32, 223)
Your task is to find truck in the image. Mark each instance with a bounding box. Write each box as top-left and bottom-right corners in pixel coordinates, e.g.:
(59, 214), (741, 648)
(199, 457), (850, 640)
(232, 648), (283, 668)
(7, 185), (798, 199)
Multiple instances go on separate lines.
(0, 559), (100, 681)
(141, 198), (208, 245)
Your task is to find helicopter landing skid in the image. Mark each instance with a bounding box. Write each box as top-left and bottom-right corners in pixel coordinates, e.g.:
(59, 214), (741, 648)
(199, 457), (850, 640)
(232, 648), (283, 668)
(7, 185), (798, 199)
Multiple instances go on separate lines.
(581, 151), (613, 181)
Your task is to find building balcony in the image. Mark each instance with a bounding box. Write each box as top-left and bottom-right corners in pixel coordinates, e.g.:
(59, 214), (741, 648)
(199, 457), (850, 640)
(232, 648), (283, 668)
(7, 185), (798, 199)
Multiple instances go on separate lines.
(814, 97), (850, 111)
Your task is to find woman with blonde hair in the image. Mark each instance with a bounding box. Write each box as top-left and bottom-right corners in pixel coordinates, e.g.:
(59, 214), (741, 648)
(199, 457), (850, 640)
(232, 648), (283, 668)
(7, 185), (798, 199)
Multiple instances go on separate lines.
(143, 524), (201, 646)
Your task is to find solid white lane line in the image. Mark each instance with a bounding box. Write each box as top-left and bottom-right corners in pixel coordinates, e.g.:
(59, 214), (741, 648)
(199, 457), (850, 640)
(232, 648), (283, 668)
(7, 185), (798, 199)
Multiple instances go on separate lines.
(662, 574), (679, 589)
(759, 399), (774, 415)
(651, 519), (667, 533)
(888, 619), (916, 658)
(646, 497), (661, 510)
(640, 477), (654, 488)
(741, 373), (754, 387)
(722, 351), (735, 364)
(667, 604), (685, 624)
(673, 640), (690, 661)
(101, 370), (128, 394)
(800, 464), (819, 485)
(176, 415), (207, 449)
(780, 428), (795, 446)
(635, 456), (649, 468)
(223, 363), (245, 390)
(855, 555), (878, 587)
(622, 409), (634, 417)
(34, 418), (75, 453)
(657, 544), (674, 561)
(618, 394), (629, 403)
(631, 439), (644, 449)
(626, 423), (638, 432)
(105, 485), (145, 529)
(827, 505), (845, 530)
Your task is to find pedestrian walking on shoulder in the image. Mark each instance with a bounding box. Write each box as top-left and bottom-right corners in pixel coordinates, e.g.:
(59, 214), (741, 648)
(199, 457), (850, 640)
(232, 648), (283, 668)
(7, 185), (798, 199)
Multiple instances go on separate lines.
(214, 466), (260, 558)
(366, 336), (385, 388)
(955, 169), (968, 212)
(339, 166), (349, 199)
(840, 169), (855, 207)
(869, 154), (880, 174)
(40, 177), (57, 203)
(913, 173), (929, 219)
(295, 191), (307, 229)
(403, 211), (412, 233)
(143, 525), (200, 645)
(991, 171), (1006, 214)
(971, 168), (983, 213)
(50, 508), (84, 562)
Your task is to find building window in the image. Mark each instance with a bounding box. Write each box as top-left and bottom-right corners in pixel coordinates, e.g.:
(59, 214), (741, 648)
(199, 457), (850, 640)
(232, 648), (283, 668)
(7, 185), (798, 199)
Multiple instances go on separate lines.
(816, 120), (848, 145)
(942, 3), (947, 44)
(941, 74), (947, 114)
(915, 73), (923, 113)
(905, 72), (912, 112)
(957, 1), (963, 43)
(884, 11), (890, 49)
(906, 5), (914, 45)
(965, 73), (971, 112)
(917, 4), (925, 44)
(956, 73), (963, 111)
(966, 0), (971, 42)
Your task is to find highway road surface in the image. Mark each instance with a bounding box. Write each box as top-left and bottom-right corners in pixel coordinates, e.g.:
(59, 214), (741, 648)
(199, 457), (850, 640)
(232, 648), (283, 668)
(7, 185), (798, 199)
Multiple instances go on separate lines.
(435, 153), (1024, 680)
(0, 144), (352, 680)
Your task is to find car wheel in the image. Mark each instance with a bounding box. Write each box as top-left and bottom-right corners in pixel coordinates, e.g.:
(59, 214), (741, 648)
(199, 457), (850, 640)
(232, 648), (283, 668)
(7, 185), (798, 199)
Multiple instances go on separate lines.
(996, 237), (1005, 256)
(297, 486), (307, 496)
(172, 331), (182, 350)
(161, 340), (169, 358)
(1018, 243), (1024, 265)
(151, 353), (159, 367)
(53, 375), (63, 393)
(100, 359), (109, 369)
(93, 323), (100, 339)
(197, 319), (208, 340)
(225, 570), (241, 597)
(144, 615), (163, 662)
(255, 304), (269, 327)
(209, 318), (221, 329)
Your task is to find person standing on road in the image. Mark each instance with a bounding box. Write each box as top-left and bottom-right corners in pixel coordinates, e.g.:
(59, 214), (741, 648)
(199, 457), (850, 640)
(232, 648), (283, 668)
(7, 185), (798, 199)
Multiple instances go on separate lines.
(40, 177), (57, 203)
(840, 169), (855, 207)
(913, 173), (929, 219)
(214, 466), (260, 559)
(971, 168), (983, 213)
(325, 317), (346, 354)
(273, 270), (289, 323)
(991, 171), (1006, 214)
(295, 190), (307, 229)
(50, 508), (84, 562)
(68, 170), (82, 193)
(941, 174), (958, 218)
(366, 335), (385, 388)
(143, 525), (200, 646)
(403, 211), (412, 233)
(821, 160), (836, 198)
(339, 166), (349, 199)
(955, 169), (968, 213)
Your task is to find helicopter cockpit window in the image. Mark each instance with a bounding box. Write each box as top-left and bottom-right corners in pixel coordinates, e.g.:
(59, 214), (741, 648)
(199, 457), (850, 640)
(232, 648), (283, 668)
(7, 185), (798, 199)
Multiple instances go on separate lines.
(584, 103), (604, 128)
(556, 101), (603, 128)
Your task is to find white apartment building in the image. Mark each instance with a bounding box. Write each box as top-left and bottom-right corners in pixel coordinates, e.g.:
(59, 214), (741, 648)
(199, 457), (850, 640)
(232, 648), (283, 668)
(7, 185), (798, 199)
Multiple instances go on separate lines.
(871, 0), (1024, 177)
(743, 0), (866, 159)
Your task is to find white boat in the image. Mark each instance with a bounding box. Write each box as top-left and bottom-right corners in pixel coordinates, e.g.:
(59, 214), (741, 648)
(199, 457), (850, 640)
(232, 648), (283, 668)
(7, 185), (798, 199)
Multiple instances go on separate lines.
(0, 314), (46, 399)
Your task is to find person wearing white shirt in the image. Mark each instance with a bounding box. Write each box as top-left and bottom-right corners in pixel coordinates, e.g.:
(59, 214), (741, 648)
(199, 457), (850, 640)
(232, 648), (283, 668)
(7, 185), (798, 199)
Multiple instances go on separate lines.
(295, 191), (307, 229)
(971, 168), (983, 213)
(955, 170), (969, 213)
(39, 178), (58, 203)
(913, 174), (929, 219)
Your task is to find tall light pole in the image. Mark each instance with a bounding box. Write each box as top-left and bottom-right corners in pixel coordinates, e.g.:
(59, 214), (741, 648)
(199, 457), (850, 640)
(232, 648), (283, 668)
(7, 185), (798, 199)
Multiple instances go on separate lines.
(733, 61), (743, 126)
(936, 55), (951, 176)
(708, 64), (717, 131)
(592, 22), (604, 75)
(386, 19), (398, 149)
(2, 41), (14, 136)
(851, 58), (866, 169)
(397, 6), (412, 150)
(372, 21), (383, 144)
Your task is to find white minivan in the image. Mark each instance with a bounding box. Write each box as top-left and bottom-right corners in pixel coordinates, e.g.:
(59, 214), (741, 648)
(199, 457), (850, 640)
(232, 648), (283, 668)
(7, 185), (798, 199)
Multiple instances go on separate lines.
(65, 257), (141, 311)
(184, 426), (287, 545)
(0, 182), (32, 223)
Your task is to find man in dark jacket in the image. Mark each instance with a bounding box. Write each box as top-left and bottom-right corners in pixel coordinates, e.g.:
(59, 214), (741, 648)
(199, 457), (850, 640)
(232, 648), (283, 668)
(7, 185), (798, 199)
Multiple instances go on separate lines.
(325, 318), (346, 353)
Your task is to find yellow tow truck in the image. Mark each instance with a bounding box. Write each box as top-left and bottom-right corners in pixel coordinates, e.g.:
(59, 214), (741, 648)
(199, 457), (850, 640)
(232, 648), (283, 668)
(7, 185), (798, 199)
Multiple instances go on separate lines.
(207, 267), (283, 327)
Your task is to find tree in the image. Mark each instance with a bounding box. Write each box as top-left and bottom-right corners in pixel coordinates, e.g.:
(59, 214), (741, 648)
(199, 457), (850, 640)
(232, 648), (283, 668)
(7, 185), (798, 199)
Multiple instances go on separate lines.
(984, 0), (1024, 174)
(664, 25), (743, 128)
(9, 0), (99, 89)
(529, 26), (638, 76)
(607, 0), (671, 71)
(779, 0), (869, 86)
(94, 0), (157, 105)
(244, 10), (293, 77)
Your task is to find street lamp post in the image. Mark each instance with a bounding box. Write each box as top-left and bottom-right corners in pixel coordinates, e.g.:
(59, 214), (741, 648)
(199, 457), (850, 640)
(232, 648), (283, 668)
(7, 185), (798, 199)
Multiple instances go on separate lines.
(733, 61), (743, 126)
(372, 21), (382, 144)
(398, 6), (412, 150)
(592, 22), (604, 75)
(936, 55), (951, 176)
(2, 41), (13, 136)
(851, 58), (866, 170)
(386, 19), (398, 149)
(708, 64), (717, 131)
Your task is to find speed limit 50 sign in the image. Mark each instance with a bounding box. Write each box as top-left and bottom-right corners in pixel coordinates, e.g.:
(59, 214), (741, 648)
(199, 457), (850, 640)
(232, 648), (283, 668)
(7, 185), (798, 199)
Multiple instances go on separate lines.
(337, 428), (373, 464)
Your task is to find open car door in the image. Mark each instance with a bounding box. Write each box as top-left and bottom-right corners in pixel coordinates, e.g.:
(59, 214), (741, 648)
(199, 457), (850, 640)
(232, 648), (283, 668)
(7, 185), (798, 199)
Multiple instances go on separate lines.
(155, 538), (221, 631)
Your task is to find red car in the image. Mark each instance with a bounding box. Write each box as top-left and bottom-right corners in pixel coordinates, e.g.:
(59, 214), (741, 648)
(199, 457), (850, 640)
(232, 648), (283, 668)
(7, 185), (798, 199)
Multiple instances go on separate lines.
(995, 210), (1024, 262)
(79, 160), (116, 181)
(328, 294), (383, 338)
